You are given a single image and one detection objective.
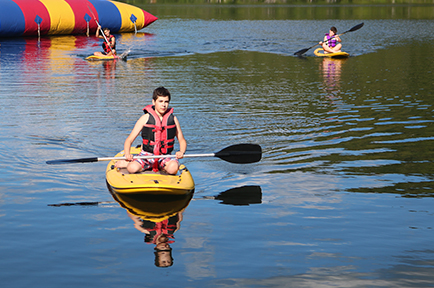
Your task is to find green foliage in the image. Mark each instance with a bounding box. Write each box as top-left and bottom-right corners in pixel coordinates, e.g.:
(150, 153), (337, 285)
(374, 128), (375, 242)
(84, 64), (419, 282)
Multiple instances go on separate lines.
(123, 0), (434, 5)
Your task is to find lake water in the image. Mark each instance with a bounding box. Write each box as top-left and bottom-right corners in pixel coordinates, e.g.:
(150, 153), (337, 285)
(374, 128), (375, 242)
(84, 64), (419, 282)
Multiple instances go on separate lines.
(1, 2), (434, 287)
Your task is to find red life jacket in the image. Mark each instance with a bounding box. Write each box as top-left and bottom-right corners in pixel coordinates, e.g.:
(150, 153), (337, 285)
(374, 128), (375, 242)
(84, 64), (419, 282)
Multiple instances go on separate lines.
(102, 35), (116, 53)
(141, 104), (177, 156)
(143, 219), (177, 244)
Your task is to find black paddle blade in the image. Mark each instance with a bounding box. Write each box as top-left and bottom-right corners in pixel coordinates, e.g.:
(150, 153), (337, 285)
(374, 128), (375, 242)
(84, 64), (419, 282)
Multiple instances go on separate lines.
(348, 22), (364, 32)
(294, 48), (308, 56)
(119, 49), (130, 61)
(214, 185), (262, 206)
(118, 54), (128, 61)
(215, 144), (262, 164)
(46, 157), (98, 164)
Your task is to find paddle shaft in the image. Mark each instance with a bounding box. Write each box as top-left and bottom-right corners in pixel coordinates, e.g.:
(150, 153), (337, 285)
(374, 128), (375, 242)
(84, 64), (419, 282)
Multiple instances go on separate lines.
(87, 6), (117, 58)
(295, 33), (342, 55)
(98, 153), (216, 161)
(321, 29), (354, 46)
(46, 144), (262, 164)
(47, 154), (213, 164)
(294, 22), (364, 56)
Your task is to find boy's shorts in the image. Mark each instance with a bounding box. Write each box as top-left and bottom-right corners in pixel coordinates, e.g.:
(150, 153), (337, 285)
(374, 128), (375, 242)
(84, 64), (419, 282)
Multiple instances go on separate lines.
(135, 151), (178, 171)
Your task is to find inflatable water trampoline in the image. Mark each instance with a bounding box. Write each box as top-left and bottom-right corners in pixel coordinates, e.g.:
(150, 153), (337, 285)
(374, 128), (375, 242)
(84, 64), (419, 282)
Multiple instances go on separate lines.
(0, 0), (157, 37)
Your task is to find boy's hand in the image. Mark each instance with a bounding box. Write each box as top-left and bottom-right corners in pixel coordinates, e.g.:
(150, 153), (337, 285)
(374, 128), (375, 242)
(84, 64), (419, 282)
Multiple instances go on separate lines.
(175, 151), (184, 159)
(125, 153), (134, 161)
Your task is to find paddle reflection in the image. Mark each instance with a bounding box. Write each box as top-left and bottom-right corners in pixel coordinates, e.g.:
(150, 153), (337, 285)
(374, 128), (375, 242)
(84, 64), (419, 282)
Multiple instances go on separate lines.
(110, 190), (193, 268)
(204, 185), (262, 206)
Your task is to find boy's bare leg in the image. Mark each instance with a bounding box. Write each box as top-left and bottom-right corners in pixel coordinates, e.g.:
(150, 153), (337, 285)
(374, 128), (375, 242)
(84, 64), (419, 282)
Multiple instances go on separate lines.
(114, 160), (128, 168)
(164, 160), (180, 175)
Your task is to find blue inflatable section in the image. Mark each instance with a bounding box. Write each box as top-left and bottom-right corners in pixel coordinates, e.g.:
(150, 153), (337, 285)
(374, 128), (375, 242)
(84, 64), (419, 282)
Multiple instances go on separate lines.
(0, 0), (25, 37)
(89, 0), (122, 33)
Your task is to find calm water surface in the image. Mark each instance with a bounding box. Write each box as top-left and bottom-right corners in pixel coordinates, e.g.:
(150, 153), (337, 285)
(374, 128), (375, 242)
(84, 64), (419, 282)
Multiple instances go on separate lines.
(1, 3), (434, 288)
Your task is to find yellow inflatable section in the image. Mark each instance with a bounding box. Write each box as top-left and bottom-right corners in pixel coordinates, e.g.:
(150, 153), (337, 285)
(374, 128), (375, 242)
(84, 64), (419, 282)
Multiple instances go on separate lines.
(113, 1), (146, 33)
(40, 0), (76, 35)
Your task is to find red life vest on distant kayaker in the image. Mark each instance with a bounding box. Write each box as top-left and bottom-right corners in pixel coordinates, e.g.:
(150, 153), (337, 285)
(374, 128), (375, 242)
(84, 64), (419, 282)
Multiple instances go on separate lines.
(325, 33), (337, 48)
(102, 35), (116, 53)
(141, 105), (177, 156)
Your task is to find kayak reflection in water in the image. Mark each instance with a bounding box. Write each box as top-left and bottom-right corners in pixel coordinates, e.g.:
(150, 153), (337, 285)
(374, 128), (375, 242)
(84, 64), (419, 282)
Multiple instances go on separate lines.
(319, 26), (342, 54)
(127, 211), (184, 268)
(320, 57), (344, 101)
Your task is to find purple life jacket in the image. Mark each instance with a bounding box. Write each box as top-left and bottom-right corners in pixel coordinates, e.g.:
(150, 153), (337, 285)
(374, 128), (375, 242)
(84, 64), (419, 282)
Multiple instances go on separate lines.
(326, 33), (337, 48)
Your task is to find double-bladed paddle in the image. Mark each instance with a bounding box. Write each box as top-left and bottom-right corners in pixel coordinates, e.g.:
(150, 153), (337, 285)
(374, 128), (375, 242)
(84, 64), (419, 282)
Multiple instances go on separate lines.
(294, 22), (364, 56)
(46, 143), (262, 165)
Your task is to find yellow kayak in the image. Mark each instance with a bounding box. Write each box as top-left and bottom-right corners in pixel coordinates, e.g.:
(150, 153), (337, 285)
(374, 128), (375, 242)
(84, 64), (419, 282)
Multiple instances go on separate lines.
(85, 54), (127, 61)
(106, 147), (195, 194)
(85, 55), (116, 61)
(314, 48), (349, 58)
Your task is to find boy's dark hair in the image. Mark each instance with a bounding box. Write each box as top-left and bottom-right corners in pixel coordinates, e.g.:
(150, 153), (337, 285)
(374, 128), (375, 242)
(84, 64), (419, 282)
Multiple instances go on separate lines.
(153, 87), (171, 101)
(330, 26), (337, 34)
(154, 249), (174, 268)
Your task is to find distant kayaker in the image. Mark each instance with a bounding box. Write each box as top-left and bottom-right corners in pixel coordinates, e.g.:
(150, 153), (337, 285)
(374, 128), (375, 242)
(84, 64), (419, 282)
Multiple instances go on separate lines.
(93, 25), (116, 57)
(319, 26), (342, 54)
(115, 87), (187, 175)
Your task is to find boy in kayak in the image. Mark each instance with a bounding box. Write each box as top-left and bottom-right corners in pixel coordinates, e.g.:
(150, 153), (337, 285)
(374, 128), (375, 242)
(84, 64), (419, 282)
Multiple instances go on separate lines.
(319, 26), (342, 53)
(115, 87), (187, 175)
(93, 26), (116, 57)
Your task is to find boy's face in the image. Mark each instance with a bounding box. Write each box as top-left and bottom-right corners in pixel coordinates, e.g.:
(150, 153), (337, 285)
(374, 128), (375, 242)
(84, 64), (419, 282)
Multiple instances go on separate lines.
(104, 29), (110, 36)
(155, 250), (173, 267)
(152, 96), (170, 116)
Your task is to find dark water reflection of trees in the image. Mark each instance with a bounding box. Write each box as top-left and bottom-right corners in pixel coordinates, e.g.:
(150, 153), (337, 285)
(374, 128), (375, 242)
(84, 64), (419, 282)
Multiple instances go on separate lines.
(127, 0), (434, 20)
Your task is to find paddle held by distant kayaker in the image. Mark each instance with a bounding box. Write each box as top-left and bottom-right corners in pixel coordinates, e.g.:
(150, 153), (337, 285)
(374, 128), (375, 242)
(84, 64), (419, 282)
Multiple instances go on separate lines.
(319, 26), (342, 53)
(115, 87), (187, 175)
(94, 26), (116, 57)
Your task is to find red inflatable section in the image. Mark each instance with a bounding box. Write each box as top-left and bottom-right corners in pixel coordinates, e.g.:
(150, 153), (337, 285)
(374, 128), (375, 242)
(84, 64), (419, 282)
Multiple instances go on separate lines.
(12, 0), (51, 36)
(143, 10), (158, 28)
(65, 0), (98, 35)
